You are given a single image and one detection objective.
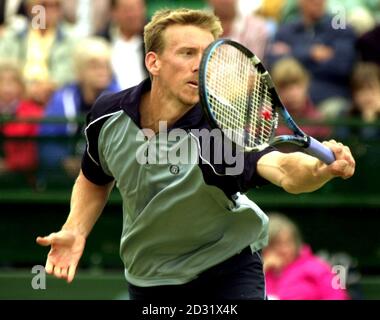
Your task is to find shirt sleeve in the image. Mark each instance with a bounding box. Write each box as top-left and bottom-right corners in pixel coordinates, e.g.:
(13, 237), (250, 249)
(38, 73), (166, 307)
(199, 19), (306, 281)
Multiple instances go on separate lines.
(239, 146), (277, 191)
(197, 128), (277, 196)
(81, 94), (117, 185)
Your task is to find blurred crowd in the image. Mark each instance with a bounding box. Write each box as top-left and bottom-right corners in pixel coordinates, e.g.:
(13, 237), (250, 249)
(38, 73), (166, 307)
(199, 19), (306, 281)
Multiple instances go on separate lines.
(0, 0), (379, 174)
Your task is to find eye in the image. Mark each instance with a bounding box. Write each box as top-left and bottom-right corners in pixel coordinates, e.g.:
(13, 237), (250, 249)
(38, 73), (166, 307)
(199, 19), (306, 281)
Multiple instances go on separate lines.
(181, 49), (194, 56)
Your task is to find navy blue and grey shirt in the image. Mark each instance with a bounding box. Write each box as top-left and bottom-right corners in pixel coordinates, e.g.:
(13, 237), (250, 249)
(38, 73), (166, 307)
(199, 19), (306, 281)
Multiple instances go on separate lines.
(82, 79), (275, 287)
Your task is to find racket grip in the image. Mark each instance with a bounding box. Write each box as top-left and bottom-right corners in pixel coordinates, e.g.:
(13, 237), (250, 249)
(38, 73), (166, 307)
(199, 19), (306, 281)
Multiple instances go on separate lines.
(305, 137), (336, 164)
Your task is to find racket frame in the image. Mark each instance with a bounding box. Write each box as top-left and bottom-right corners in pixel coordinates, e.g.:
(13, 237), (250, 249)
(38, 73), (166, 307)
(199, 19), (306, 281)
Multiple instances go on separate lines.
(199, 39), (334, 164)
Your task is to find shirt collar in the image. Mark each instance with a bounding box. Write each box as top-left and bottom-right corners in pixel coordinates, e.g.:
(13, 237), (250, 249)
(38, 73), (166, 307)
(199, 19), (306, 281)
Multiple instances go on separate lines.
(120, 78), (205, 131)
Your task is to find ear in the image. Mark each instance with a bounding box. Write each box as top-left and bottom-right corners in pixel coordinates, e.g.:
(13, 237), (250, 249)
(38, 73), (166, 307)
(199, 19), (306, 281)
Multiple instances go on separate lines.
(145, 52), (161, 76)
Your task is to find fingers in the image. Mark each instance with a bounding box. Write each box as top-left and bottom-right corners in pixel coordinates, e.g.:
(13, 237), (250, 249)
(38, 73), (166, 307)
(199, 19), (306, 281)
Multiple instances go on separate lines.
(36, 231), (72, 247)
(45, 258), (77, 282)
(342, 145), (355, 167)
(329, 160), (350, 177)
(45, 259), (54, 274)
(53, 266), (62, 279)
(322, 140), (343, 157)
(49, 265), (70, 281)
(322, 140), (355, 179)
(67, 263), (78, 283)
(45, 263), (73, 282)
(59, 267), (69, 281)
(36, 233), (55, 246)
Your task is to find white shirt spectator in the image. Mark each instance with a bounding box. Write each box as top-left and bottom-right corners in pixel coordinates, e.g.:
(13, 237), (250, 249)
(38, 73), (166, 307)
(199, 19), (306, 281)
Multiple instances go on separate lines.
(111, 33), (146, 90)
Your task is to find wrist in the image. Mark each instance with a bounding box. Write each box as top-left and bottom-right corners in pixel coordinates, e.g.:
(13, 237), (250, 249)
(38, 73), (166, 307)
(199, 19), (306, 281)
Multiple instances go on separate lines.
(61, 221), (88, 238)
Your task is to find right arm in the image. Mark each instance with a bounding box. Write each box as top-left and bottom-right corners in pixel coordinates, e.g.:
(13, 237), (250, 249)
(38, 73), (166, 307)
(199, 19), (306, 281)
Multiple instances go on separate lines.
(36, 170), (114, 283)
(37, 91), (119, 282)
(63, 170), (114, 238)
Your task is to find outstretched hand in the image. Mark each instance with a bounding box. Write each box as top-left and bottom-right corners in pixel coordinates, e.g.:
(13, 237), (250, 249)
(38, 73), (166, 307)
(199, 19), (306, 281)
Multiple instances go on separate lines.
(36, 230), (86, 283)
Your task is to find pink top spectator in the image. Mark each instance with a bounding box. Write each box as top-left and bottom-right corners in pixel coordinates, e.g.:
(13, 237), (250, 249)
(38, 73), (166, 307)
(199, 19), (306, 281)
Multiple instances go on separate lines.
(265, 245), (349, 300)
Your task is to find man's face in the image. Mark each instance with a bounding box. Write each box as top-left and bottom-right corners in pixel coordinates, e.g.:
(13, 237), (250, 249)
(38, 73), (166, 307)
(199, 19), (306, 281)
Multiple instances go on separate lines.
(113, 0), (146, 35)
(353, 83), (380, 114)
(278, 82), (308, 113)
(79, 57), (112, 92)
(0, 70), (23, 105)
(29, 0), (62, 28)
(299, 0), (326, 21)
(154, 25), (215, 108)
(268, 229), (298, 268)
(208, 0), (237, 20)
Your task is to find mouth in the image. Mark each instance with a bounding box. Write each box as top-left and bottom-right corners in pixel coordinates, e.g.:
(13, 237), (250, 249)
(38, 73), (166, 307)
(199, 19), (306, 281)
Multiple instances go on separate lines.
(187, 81), (199, 89)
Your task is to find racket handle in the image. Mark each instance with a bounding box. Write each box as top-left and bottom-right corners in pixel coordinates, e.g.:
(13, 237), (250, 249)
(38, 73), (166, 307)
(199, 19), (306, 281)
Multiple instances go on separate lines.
(305, 137), (336, 165)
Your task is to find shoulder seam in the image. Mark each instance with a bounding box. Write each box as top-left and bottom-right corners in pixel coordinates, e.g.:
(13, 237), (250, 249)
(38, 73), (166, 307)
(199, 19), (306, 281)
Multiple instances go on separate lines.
(84, 110), (123, 166)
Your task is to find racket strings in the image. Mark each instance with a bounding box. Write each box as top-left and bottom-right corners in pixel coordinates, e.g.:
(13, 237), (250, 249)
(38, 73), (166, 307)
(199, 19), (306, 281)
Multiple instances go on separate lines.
(206, 44), (275, 149)
(208, 45), (249, 145)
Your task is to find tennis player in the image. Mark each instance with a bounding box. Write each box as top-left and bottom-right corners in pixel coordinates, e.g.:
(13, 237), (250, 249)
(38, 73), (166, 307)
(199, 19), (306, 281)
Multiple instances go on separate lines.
(36, 8), (355, 300)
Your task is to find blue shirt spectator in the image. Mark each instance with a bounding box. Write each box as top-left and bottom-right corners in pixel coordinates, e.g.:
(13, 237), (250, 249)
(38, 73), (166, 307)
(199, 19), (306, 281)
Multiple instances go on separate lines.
(267, 14), (356, 106)
(266, 0), (357, 118)
(38, 37), (121, 178)
(39, 37), (121, 136)
(39, 80), (120, 136)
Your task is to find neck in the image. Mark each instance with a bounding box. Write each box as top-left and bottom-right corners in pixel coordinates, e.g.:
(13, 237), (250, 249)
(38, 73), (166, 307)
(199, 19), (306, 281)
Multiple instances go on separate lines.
(303, 15), (320, 27)
(218, 10), (236, 36)
(81, 84), (101, 105)
(119, 26), (138, 40)
(140, 84), (192, 134)
(36, 24), (56, 36)
(221, 19), (234, 36)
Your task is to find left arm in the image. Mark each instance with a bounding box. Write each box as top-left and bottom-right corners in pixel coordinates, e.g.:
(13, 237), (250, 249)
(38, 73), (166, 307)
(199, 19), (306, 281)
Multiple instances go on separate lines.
(257, 141), (355, 194)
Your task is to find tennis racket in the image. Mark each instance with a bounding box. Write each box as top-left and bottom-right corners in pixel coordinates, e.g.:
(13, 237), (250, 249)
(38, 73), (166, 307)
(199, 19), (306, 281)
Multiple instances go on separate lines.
(198, 39), (335, 164)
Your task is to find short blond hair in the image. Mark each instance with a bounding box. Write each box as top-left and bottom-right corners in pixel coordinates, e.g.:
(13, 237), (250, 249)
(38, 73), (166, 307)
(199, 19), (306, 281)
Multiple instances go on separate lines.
(271, 58), (310, 89)
(144, 8), (223, 54)
(73, 37), (111, 73)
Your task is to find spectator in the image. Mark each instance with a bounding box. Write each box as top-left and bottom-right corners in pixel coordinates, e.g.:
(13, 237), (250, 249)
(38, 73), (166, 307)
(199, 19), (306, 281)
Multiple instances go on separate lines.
(280, 0), (374, 25)
(98, 0), (148, 90)
(0, 0), (79, 105)
(348, 62), (380, 140)
(40, 37), (120, 136)
(0, 59), (43, 172)
(266, 0), (357, 118)
(255, 0), (286, 38)
(257, 0), (286, 23)
(271, 58), (331, 139)
(207, 0), (270, 61)
(347, 6), (375, 37)
(61, 0), (112, 37)
(263, 213), (350, 300)
(38, 37), (119, 178)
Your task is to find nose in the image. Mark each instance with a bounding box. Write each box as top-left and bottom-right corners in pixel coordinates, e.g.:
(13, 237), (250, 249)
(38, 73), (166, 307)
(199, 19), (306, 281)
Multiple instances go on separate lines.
(192, 53), (203, 73)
